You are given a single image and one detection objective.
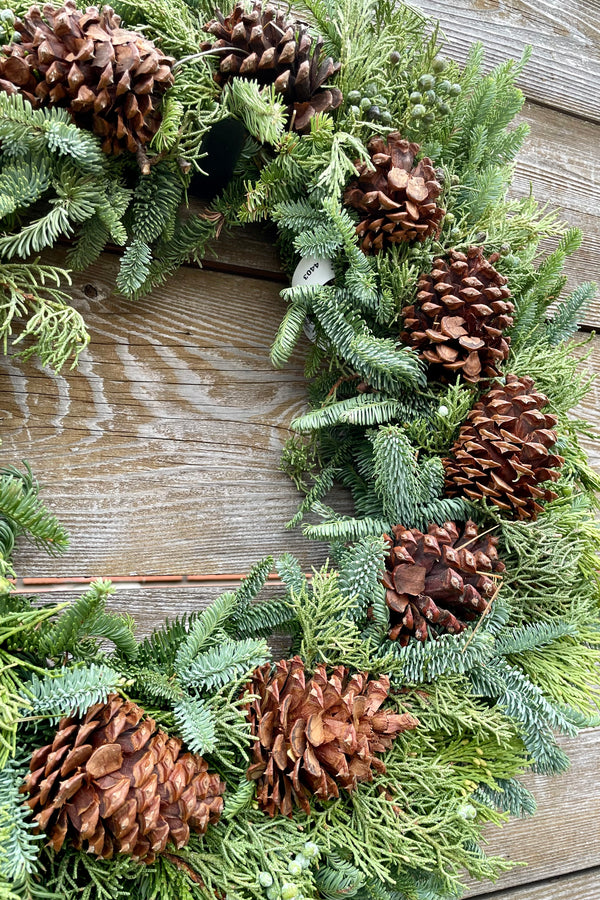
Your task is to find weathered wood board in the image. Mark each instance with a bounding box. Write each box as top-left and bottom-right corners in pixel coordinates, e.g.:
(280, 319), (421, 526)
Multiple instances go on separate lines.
(411, 0), (600, 123)
(1, 249), (352, 576)
(1, 0), (599, 895)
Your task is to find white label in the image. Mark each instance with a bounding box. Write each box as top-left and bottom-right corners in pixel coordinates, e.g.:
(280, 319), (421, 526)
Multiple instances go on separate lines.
(291, 256), (335, 288)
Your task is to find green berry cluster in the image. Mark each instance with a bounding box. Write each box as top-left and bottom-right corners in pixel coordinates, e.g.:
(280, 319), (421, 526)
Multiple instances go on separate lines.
(347, 84), (393, 126)
(0, 7), (18, 42)
(409, 57), (461, 128)
(258, 842), (321, 900)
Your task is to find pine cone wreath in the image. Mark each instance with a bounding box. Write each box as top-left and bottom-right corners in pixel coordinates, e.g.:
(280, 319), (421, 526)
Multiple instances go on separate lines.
(21, 694), (224, 863)
(402, 247), (514, 383)
(0, 2), (175, 155)
(344, 134), (444, 253)
(381, 520), (505, 646)
(245, 656), (418, 817)
(444, 374), (565, 520)
(201, 1), (342, 133)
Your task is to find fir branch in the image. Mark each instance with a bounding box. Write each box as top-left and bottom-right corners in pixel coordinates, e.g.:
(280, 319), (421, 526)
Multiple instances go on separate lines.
(173, 696), (217, 755)
(115, 239), (152, 296)
(473, 778), (536, 818)
(23, 664), (123, 723)
(544, 282), (597, 345)
(338, 535), (387, 622)
(37, 581), (137, 660)
(275, 553), (307, 596)
(175, 592), (238, 674)
(232, 598), (295, 639)
(179, 638), (269, 691)
(496, 621), (578, 657)
(0, 758), (41, 881)
(0, 465), (68, 564)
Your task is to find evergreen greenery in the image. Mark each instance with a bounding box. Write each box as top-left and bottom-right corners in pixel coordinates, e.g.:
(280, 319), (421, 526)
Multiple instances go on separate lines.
(0, 0), (598, 897)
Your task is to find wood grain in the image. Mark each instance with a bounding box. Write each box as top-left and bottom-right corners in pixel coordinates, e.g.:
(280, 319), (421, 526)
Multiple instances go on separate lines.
(513, 103), (600, 323)
(412, 0), (600, 122)
(464, 729), (600, 894)
(473, 867), (600, 900)
(1, 250), (348, 577)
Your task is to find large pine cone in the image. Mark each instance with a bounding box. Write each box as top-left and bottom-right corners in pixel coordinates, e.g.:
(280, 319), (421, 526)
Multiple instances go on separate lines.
(201, 1), (342, 133)
(0, 2), (174, 155)
(344, 134), (444, 253)
(382, 520), (505, 646)
(21, 694), (224, 863)
(402, 248), (514, 383)
(245, 656), (418, 817)
(444, 374), (564, 520)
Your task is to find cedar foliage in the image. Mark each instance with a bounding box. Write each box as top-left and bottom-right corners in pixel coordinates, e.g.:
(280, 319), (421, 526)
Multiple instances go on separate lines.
(0, 0), (599, 898)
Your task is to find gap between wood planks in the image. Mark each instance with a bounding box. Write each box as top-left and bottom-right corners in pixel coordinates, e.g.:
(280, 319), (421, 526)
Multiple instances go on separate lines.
(10, 573), (304, 593)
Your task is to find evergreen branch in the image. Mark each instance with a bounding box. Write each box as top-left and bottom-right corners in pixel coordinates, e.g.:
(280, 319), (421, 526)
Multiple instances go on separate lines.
(496, 621), (578, 657)
(275, 553), (307, 596)
(0, 758), (41, 881)
(179, 638), (269, 691)
(222, 80), (287, 145)
(232, 598), (295, 639)
(37, 581), (137, 660)
(23, 664), (123, 723)
(173, 696), (217, 755)
(473, 778), (536, 818)
(0, 94), (104, 173)
(115, 239), (152, 296)
(544, 282), (597, 345)
(0, 466), (69, 561)
(234, 557), (274, 608)
(338, 534), (387, 621)
(175, 592), (238, 674)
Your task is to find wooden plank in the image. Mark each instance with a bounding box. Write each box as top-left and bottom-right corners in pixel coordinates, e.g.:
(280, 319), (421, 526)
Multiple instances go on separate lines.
(1, 249), (350, 577)
(512, 103), (600, 325)
(412, 0), (600, 122)
(195, 218), (283, 282)
(2, 265), (598, 578)
(26, 583), (293, 655)
(464, 729), (600, 894)
(472, 867), (600, 900)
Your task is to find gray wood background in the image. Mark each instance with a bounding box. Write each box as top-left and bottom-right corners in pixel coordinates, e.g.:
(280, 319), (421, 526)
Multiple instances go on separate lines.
(1, 1), (599, 896)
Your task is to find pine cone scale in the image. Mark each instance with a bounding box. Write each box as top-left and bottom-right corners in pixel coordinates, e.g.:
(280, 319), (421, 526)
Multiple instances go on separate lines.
(201, 1), (341, 133)
(0, 2), (174, 155)
(402, 248), (514, 383)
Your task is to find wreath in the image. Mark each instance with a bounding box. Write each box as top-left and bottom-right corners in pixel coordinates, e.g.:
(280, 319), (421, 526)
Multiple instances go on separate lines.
(0, 0), (598, 898)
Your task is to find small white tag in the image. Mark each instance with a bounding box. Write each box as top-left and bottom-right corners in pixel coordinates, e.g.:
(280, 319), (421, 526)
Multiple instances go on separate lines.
(291, 256), (335, 288)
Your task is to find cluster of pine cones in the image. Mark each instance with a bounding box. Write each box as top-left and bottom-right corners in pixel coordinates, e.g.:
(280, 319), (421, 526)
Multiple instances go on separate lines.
(0, 0), (344, 155)
(22, 659), (419, 853)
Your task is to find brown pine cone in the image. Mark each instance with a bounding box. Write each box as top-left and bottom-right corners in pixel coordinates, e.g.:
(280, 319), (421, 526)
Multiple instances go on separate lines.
(21, 694), (224, 863)
(245, 656), (418, 817)
(402, 247), (514, 383)
(444, 374), (565, 520)
(201, 1), (342, 133)
(344, 134), (444, 253)
(382, 520), (505, 646)
(0, 2), (174, 155)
